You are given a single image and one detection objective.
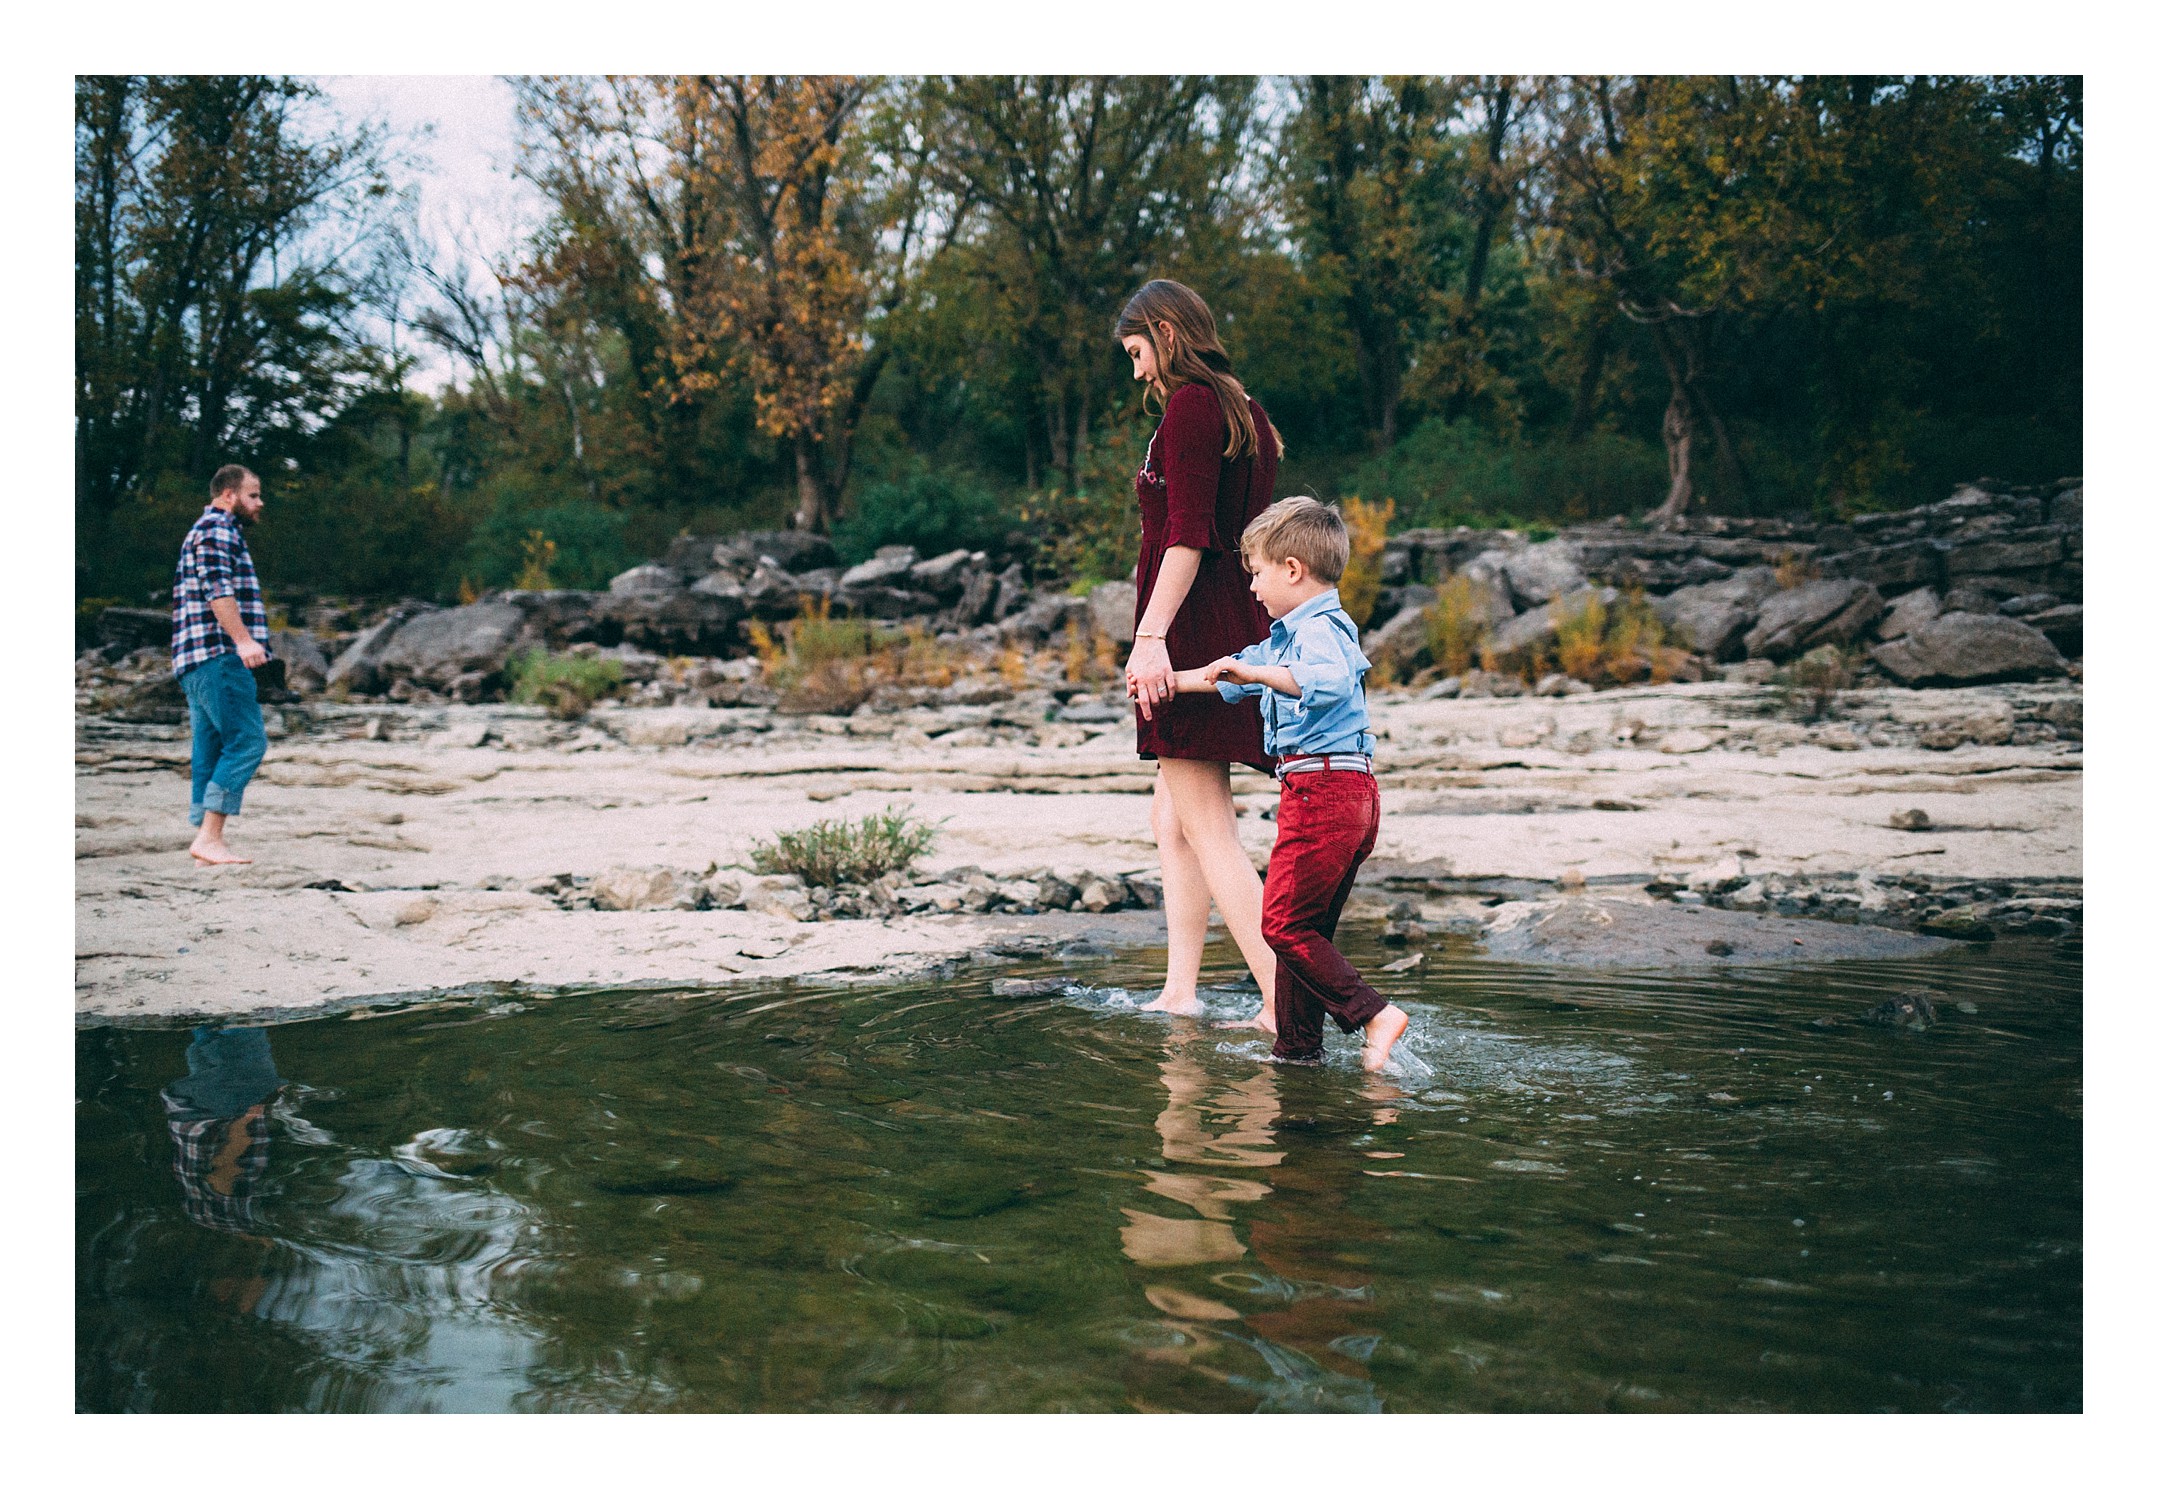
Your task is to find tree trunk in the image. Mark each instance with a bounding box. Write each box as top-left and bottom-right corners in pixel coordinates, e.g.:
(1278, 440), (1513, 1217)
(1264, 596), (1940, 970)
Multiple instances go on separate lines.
(793, 436), (836, 534)
(1651, 386), (1695, 525)
(1567, 314), (1610, 440)
(1044, 390), (1072, 492)
(1444, 80), (1515, 424)
(1071, 382), (1091, 481)
(1646, 325), (1696, 524)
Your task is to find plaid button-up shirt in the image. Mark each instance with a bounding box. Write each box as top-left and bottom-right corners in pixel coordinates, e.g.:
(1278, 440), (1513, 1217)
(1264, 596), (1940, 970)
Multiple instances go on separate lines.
(170, 506), (268, 677)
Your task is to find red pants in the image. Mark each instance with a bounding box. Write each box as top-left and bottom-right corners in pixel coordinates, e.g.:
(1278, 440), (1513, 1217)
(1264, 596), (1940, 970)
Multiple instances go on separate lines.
(1263, 769), (1388, 1061)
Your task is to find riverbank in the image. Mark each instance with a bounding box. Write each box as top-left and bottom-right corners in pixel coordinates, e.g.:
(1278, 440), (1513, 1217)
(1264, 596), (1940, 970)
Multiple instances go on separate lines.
(75, 678), (2080, 1025)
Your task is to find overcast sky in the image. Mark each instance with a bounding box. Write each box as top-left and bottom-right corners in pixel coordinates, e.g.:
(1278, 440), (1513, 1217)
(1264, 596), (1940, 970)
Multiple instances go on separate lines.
(313, 75), (546, 392)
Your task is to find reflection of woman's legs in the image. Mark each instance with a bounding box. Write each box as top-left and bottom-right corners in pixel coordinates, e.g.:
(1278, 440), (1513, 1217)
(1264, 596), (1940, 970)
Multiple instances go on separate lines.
(1145, 771), (1212, 1013)
(1153, 758), (1277, 1018)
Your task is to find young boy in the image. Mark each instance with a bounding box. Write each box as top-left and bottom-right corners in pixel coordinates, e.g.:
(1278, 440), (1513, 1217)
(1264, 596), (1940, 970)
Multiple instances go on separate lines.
(1171, 496), (1411, 1072)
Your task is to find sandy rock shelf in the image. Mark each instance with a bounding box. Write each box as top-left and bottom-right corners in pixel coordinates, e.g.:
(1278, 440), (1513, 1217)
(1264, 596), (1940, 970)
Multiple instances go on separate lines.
(75, 680), (2079, 1023)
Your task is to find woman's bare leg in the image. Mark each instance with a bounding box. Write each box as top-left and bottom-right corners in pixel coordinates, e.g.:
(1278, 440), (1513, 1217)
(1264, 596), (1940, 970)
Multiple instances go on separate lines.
(1143, 771), (1212, 1015)
(1158, 758), (1278, 1028)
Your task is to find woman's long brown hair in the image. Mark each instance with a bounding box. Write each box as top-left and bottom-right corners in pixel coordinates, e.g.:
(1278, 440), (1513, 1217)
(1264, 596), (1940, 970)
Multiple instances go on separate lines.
(1115, 279), (1285, 461)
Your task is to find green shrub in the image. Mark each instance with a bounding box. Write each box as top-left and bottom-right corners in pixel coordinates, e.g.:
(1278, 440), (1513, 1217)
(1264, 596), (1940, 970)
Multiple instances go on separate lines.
(750, 807), (940, 887)
(466, 501), (633, 593)
(832, 467), (1017, 566)
(1774, 644), (1856, 722)
(505, 648), (624, 719)
(1339, 419), (1670, 529)
(1424, 575), (1492, 677)
(1023, 415), (1148, 584)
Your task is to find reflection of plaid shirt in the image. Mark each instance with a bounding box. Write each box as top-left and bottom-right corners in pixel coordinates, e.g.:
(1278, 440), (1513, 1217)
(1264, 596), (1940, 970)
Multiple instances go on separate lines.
(170, 506), (267, 677)
(163, 1097), (271, 1234)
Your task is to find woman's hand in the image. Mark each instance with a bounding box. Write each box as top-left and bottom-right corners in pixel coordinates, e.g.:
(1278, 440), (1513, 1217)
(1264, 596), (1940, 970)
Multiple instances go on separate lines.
(1125, 635), (1176, 721)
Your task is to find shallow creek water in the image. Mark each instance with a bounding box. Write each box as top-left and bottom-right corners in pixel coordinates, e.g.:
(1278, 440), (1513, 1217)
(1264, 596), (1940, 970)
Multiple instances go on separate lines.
(76, 932), (2080, 1412)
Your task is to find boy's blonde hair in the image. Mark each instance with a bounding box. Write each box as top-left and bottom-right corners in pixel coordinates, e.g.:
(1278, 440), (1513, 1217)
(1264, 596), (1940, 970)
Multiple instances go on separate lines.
(1239, 495), (1350, 584)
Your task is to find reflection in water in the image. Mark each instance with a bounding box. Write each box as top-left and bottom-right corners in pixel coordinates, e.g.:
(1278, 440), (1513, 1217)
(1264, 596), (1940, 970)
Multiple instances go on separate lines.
(162, 1026), (282, 1236)
(1119, 1027), (1387, 1411)
(79, 942), (2083, 1412)
(144, 1023), (550, 1408)
(160, 1026), (283, 1314)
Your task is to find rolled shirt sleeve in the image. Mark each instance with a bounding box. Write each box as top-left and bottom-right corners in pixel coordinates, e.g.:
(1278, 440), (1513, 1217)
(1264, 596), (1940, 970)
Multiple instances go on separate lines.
(1284, 624), (1364, 713)
(198, 526), (240, 600)
(1213, 639), (1276, 702)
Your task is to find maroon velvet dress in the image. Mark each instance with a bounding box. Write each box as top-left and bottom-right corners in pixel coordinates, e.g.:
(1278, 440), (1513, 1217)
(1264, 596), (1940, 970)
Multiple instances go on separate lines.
(1132, 381), (1278, 774)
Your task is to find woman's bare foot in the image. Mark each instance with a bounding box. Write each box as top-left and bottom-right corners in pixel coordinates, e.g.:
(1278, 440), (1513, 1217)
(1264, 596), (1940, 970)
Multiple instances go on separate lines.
(1221, 1015), (1277, 1034)
(1141, 991), (1205, 1016)
(1360, 1004), (1411, 1072)
(190, 838), (251, 866)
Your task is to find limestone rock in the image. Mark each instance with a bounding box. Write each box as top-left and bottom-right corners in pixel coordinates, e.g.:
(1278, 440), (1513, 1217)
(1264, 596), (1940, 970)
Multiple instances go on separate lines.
(1086, 579), (1138, 644)
(990, 977), (1073, 999)
(608, 563), (685, 595)
(951, 565), (1001, 627)
(325, 605), (437, 694)
(592, 866), (684, 911)
(1862, 992), (1937, 1030)
(1481, 586), (1618, 674)
(908, 548), (977, 599)
(1743, 579), (1883, 661)
(591, 589), (745, 654)
(1869, 612), (2066, 685)
(2025, 604), (2081, 656)
(93, 605), (173, 655)
(1875, 587), (1940, 642)
(742, 874), (812, 920)
(1914, 699), (2015, 749)
(267, 630), (329, 693)
(374, 602), (530, 691)
(1363, 587), (1436, 674)
(1499, 540), (1586, 606)
(840, 546), (919, 588)
(1651, 567), (1778, 659)
(735, 531), (837, 574)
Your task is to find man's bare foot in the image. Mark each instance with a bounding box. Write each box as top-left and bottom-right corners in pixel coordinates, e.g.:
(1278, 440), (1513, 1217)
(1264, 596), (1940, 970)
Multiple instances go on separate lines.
(190, 840), (251, 866)
(1140, 991), (1205, 1016)
(1361, 1004), (1411, 1072)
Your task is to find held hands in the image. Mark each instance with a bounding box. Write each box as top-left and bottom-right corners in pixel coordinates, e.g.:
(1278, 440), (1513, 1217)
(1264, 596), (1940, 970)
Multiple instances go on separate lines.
(1125, 636), (1175, 721)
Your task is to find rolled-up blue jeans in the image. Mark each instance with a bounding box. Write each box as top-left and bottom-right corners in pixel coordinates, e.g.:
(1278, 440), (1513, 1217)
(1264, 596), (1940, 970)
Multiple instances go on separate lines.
(178, 652), (267, 826)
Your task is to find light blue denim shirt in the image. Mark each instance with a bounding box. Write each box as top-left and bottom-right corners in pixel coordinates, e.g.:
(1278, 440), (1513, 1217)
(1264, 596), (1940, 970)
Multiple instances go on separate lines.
(1213, 588), (1374, 758)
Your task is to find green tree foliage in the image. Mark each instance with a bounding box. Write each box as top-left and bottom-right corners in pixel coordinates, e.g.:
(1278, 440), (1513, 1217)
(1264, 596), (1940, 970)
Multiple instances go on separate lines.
(76, 75), (2081, 606)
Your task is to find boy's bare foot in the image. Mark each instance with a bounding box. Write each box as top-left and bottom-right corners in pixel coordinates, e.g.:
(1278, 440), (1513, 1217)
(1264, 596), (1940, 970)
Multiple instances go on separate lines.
(1361, 1004), (1411, 1072)
(190, 839), (251, 866)
(1141, 991), (1205, 1016)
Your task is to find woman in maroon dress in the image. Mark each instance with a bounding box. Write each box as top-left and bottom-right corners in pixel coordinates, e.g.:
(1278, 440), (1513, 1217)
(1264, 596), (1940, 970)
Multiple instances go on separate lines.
(1115, 279), (1282, 1026)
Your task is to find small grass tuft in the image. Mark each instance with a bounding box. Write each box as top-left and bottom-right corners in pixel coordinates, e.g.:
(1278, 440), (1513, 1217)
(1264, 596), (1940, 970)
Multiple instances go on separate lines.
(506, 648), (624, 719)
(1774, 644), (1855, 721)
(753, 597), (965, 715)
(749, 806), (940, 887)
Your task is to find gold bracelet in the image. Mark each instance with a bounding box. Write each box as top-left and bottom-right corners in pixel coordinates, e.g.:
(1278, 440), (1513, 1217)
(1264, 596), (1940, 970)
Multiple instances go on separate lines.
(1134, 629), (1167, 640)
